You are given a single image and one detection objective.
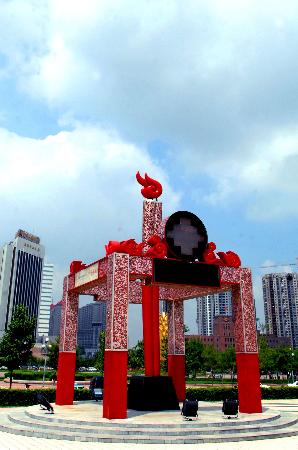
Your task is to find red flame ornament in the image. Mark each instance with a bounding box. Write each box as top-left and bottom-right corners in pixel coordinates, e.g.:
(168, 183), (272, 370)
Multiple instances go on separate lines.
(136, 172), (163, 200)
(203, 242), (241, 268)
(143, 235), (167, 258)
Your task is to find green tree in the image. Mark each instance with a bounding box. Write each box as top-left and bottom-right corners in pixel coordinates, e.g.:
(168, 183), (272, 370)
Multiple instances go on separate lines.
(95, 331), (106, 374)
(220, 346), (236, 380)
(47, 337), (60, 371)
(258, 335), (274, 377)
(0, 305), (36, 388)
(185, 339), (204, 378)
(128, 340), (144, 370)
(202, 345), (219, 375)
(272, 346), (292, 378)
(160, 336), (168, 373)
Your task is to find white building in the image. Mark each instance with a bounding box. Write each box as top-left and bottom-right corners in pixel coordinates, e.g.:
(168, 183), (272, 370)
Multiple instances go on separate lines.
(196, 291), (232, 336)
(0, 230), (45, 338)
(263, 272), (298, 349)
(37, 263), (54, 339)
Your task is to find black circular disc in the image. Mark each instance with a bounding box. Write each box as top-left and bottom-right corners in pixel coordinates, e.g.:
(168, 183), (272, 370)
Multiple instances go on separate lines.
(165, 211), (208, 261)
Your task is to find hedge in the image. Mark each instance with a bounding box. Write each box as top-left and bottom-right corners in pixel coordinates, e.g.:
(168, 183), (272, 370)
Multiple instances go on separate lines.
(0, 388), (92, 407)
(4, 371), (101, 382)
(0, 386), (297, 407)
(4, 370), (55, 381)
(186, 386), (298, 401)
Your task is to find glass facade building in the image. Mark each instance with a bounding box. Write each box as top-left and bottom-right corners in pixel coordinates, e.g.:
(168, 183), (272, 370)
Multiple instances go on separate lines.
(0, 231), (44, 338)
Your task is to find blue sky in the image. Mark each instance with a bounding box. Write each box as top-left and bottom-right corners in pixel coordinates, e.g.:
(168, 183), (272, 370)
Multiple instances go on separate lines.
(0, 1), (297, 343)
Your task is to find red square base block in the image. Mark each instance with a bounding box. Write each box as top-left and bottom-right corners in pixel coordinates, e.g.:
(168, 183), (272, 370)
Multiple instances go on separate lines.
(56, 352), (76, 405)
(236, 353), (262, 413)
(103, 350), (128, 419)
(168, 354), (186, 402)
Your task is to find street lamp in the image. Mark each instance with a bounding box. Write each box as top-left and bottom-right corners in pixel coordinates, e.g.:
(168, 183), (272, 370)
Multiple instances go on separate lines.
(291, 351), (295, 383)
(41, 338), (52, 387)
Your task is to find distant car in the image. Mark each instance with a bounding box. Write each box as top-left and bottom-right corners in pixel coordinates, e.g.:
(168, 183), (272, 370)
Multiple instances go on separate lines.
(89, 376), (104, 401)
(87, 367), (97, 372)
(287, 381), (298, 387)
(0, 366), (7, 370)
(74, 382), (85, 390)
(260, 383), (270, 388)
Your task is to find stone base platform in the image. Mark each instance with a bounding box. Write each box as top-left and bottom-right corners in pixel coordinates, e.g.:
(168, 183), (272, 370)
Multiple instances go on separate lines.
(0, 401), (297, 444)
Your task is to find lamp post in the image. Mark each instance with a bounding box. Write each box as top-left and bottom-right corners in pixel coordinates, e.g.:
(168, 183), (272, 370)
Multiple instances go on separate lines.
(42, 338), (51, 387)
(291, 351), (295, 383)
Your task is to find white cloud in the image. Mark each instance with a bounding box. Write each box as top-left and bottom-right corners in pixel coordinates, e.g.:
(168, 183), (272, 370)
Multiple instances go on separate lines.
(0, 1), (298, 219)
(0, 124), (180, 300)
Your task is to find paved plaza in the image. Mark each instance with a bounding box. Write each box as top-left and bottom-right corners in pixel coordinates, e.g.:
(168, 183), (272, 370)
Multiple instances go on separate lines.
(0, 399), (297, 450)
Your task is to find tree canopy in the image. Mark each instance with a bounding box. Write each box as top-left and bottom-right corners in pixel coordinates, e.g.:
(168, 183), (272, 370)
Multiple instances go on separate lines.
(0, 305), (36, 388)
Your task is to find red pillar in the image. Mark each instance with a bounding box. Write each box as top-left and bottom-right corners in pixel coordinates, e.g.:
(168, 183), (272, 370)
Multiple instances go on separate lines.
(142, 285), (160, 376)
(152, 286), (160, 376)
(103, 253), (129, 419)
(231, 269), (262, 413)
(142, 285), (153, 376)
(56, 352), (76, 405)
(56, 274), (79, 405)
(167, 300), (186, 401)
(236, 353), (262, 413)
(168, 354), (186, 401)
(103, 351), (128, 419)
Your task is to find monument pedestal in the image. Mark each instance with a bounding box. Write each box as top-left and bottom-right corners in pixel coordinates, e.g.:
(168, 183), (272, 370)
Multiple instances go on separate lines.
(127, 376), (180, 411)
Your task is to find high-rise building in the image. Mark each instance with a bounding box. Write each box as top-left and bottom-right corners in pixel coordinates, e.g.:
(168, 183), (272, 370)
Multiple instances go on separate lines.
(262, 272), (298, 349)
(48, 301), (62, 340)
(37, 263), (54, 339)
(77, 302), (106, 357)
(196, 295), (214, 335)
(196, 291), (232, 336)
(0, 230), (44, 338)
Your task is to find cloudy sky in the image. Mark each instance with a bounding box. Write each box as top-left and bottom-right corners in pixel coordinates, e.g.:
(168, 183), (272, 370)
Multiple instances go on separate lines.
(0, 0), (297, 344)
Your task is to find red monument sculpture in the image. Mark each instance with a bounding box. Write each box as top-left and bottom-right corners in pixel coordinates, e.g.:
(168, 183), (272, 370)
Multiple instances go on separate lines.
(56, 172), (262, 419)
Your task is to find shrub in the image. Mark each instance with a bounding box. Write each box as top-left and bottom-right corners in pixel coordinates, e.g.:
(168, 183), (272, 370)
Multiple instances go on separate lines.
(0, 388), (92, 407)
(4, 370), (54, 381)
(186, 387), (238, 401)
(185, 386), (298, 402)
(260, 386), (298, 399)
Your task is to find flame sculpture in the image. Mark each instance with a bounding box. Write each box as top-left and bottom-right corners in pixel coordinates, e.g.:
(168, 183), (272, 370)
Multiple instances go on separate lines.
(136, 172), (163, 199)
(203, 242), (241, 268)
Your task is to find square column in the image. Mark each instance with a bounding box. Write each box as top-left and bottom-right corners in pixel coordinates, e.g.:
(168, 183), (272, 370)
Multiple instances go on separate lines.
(56, 275), (79, 405)
(142, 285), (160, 376)
(103, 253), (129, 419)
(232, 269), (262, 413)
(168, 300), (186, 401)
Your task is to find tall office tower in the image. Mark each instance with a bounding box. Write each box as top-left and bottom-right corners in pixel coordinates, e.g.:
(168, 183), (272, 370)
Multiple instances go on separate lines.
(48, 301), (62, 340)
(263, 272), (298, 349)
(160, 299), (169, 314)
(0, 230), (44, 338)
(37, 263), (54, 339)
(196, 295), (214, 335)
(196, 291), (232, 335)
(214, 291), (232, 316)
(77, 302), (106, 357)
